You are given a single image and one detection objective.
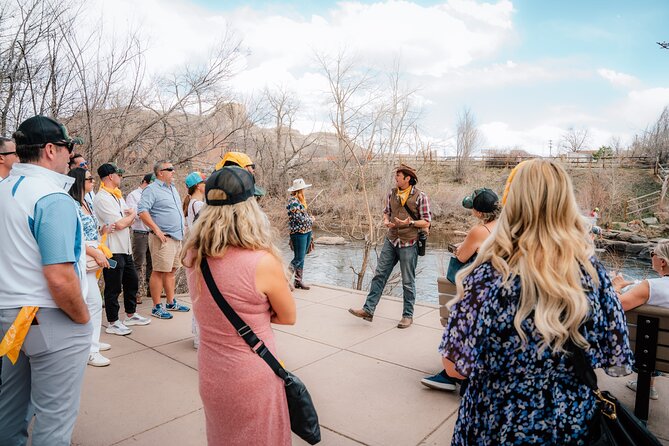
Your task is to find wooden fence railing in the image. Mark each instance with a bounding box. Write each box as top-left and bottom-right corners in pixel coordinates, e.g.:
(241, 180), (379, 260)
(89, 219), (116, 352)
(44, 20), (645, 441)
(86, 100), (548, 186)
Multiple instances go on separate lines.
(355, 155), (656, 170)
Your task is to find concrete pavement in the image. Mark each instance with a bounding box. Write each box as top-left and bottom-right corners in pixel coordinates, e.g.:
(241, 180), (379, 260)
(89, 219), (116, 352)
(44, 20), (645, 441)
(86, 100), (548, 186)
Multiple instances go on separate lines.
(71, 285), (669, 445)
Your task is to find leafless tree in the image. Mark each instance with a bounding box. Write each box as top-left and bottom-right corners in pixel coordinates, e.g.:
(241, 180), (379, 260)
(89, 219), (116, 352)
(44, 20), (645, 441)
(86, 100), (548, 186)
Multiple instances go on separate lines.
(630, 106), (669, 164)
(454, 107), (482, 182)
(248, 86), (319, 195)
(560, 126), (590, 153)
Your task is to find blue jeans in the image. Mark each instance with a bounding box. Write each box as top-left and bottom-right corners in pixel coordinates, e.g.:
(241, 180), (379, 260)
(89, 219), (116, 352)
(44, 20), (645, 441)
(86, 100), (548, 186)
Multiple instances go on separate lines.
(363, 238), (418, 318)
(290, 231), (312, 270)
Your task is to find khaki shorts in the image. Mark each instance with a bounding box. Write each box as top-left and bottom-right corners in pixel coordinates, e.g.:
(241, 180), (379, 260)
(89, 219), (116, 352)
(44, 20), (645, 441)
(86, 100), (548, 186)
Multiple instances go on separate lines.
(148, 233), (182, 272)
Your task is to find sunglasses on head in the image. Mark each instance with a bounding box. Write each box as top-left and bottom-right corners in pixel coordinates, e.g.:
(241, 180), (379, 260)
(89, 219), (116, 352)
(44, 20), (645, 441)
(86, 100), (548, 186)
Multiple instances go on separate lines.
(650, 250), (656, 257)
(161, 167), (175, 172)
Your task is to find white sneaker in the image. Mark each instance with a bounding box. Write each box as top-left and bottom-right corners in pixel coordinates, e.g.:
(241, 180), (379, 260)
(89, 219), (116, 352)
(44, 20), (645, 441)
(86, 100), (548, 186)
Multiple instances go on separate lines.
(99, 342), (111, 351)
(626, 380), (659, 400)
(105, 321), (132, 336)
(88, 352), (111, 367)
(124, 313), (151, 326)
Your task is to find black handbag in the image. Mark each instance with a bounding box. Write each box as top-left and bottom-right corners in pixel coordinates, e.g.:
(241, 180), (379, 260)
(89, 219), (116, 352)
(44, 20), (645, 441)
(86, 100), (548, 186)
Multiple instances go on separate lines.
(200, 258), (321, 445)
(569, 343), (662, 446)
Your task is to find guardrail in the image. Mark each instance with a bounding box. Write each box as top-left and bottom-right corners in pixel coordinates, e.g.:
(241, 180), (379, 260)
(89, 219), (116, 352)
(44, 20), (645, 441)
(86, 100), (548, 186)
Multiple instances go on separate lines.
(625, 190), (662, 218)
(350, 155), (656, 170)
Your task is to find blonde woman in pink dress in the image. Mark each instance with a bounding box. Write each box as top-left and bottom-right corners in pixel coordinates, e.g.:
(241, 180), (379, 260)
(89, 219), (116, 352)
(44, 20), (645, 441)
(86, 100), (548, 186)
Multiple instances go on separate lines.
(182, 167), (296, 446)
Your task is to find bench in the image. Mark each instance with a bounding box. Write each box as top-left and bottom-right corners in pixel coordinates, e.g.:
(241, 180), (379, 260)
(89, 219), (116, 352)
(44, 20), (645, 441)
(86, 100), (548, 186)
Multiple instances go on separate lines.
(437, 276), (457, 327)
(625, 304), (669, 422)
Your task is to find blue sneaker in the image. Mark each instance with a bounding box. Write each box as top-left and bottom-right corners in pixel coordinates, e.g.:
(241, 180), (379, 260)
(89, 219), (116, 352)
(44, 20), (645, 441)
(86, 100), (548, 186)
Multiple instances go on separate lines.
(166, 298), (190, 312)
(151, 304), (173, 319)
(420, 370), (461, 391)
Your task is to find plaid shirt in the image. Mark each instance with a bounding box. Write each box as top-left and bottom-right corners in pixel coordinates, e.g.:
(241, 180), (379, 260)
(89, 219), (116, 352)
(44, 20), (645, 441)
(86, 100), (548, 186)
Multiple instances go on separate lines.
(383, 187), (431, 248)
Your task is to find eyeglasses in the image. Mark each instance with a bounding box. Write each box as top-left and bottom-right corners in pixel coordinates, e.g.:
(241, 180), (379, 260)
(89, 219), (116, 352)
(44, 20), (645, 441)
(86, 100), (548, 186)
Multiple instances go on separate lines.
(0, 151), (16, 156)
(85, 177), (94, 182)
(160, 167), (175, 172)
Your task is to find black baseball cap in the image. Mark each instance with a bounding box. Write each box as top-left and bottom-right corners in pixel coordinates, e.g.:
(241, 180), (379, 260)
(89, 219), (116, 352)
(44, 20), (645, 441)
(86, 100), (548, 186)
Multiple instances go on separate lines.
(205, 166), (255, 206)
(462, 188), (499, 213)
(142, 173), (155, 184)
(97, 163), (125, 179)
(13, 115), (82, 149)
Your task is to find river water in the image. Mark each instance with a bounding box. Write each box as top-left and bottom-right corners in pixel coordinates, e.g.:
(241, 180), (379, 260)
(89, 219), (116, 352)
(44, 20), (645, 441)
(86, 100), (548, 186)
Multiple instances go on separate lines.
(280, 234), (656, 305)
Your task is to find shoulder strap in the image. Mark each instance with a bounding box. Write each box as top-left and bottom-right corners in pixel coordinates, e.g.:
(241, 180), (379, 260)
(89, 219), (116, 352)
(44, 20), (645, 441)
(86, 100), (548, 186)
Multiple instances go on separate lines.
(566, 341), (599, 392)
(200, 257), (288, 380)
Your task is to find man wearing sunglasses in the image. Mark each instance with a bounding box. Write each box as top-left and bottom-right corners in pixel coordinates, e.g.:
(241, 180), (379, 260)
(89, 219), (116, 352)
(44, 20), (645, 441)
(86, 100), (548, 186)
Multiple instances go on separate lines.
(0, 115), (91, 445)
(0, 136), (18, 181)
(138, 160), (190, 319)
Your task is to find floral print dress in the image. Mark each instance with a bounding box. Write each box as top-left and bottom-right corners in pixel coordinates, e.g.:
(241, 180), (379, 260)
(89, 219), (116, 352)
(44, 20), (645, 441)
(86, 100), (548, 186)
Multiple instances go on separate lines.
(439, 259), (633, 445)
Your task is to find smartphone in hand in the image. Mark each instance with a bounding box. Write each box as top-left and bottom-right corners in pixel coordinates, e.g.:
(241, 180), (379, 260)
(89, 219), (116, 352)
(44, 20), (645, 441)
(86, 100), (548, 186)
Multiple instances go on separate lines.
(447, 243), (458, 253)
(107, 259), (118, 269)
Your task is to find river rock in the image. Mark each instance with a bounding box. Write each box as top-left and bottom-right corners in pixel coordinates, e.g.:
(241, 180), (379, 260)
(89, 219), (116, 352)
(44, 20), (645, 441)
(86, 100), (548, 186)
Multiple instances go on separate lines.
(625, 242), (651, 256)
(642, 217), (659, 226)
(616, 232), (647, 244)
(315, 236), (348, 245)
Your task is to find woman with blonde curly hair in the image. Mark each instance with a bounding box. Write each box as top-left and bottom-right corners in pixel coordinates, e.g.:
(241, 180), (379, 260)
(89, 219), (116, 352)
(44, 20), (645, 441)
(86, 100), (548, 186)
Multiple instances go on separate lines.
(182, 167), (295, 446)
(439, 159), (633, 445)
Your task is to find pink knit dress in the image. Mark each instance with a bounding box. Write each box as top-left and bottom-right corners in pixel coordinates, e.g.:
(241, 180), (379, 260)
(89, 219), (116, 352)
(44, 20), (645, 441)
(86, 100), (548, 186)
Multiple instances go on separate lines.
(185, 247), (291, 446)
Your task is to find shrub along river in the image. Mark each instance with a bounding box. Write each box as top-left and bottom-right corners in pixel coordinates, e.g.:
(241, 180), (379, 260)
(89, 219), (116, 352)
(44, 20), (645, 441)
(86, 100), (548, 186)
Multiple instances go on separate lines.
(280, 231), (656, 305)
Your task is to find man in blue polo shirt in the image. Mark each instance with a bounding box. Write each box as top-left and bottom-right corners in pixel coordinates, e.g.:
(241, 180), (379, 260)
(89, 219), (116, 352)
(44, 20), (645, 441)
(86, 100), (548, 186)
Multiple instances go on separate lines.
(0, 116), (91, 445)
(138, 160), (190, 319)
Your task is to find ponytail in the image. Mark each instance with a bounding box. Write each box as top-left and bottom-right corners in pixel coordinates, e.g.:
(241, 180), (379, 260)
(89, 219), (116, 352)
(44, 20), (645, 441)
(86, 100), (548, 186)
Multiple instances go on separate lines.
(183, 184), (199, 217)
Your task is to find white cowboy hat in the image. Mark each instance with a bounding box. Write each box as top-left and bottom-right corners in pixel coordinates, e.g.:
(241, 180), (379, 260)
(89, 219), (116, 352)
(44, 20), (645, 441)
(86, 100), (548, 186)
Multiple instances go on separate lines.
(287, 178), (312, 192)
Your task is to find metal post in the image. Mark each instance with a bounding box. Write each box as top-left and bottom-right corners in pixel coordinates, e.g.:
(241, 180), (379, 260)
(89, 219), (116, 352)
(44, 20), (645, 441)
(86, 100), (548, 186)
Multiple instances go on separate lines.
(634, 315), (659, 422)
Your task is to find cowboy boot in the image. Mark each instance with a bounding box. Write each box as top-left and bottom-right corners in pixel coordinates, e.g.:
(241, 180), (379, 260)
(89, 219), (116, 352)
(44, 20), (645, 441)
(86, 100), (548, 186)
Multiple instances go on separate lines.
(294, 268), (311, 290)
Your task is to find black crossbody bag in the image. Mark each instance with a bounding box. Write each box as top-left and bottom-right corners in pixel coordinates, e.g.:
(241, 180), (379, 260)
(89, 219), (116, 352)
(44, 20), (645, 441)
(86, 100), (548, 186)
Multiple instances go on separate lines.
(402, 203), (427, 256)
(568, 343), (662, 446)
(200, 258), (321, 445)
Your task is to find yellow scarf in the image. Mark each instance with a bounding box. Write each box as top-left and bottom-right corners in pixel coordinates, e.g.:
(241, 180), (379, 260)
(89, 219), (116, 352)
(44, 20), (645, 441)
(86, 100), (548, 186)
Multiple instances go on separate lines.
(0, 306), (38, 364)
(396, 187), (411, 207)
(100, 183), (122, 200)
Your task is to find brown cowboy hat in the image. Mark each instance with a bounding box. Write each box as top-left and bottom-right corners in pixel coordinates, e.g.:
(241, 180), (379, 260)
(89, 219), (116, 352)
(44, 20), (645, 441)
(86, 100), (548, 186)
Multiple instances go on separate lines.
(396, 164), (418, 183)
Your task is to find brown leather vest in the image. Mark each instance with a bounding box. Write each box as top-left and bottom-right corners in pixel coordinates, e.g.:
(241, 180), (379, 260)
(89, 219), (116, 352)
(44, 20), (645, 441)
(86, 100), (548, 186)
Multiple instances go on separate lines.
(388, 187), (421, 243)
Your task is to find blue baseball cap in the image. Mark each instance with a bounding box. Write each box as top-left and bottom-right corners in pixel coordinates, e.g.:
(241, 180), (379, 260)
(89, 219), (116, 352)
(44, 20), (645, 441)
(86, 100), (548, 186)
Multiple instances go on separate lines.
(185, 171), (206, 188)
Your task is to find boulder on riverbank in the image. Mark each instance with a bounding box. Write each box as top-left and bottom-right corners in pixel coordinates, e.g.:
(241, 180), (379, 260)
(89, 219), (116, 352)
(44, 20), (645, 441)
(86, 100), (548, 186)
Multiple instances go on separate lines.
(315, 236), (348, 245)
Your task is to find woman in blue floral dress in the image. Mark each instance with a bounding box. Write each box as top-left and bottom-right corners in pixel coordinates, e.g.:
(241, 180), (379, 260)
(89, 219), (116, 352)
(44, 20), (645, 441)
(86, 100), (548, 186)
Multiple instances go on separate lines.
(439, 159), (634, 445)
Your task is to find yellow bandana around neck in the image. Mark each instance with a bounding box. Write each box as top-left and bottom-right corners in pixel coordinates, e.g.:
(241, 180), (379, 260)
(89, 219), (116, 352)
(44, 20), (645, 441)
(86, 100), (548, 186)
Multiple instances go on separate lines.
(396, 187), (411, 207)
(100, 183), (122, 200)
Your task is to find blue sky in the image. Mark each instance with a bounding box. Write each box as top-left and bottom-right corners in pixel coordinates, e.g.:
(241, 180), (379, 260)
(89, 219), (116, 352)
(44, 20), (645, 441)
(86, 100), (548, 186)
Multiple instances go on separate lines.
(96, 0), (669, 154)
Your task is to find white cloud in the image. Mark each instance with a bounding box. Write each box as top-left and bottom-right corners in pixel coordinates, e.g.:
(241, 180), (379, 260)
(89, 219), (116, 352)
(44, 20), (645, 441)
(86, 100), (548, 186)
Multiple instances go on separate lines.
(597, 68), (640, 88)
(611, 87), (669, 130)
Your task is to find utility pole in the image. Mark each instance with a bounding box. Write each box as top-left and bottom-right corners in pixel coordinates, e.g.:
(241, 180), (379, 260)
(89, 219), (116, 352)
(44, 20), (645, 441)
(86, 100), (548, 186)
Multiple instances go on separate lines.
(549, 139), (553, 157)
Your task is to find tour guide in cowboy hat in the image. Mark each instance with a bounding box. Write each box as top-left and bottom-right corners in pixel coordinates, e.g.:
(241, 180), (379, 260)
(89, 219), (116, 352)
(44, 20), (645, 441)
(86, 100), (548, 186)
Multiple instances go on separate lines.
(214, 151), (266, 197)
(349, 163), (432, 329)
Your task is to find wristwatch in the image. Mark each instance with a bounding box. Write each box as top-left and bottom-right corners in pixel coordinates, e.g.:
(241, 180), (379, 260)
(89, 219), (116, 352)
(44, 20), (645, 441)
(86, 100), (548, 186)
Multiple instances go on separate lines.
(409, 220), (415, 226)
